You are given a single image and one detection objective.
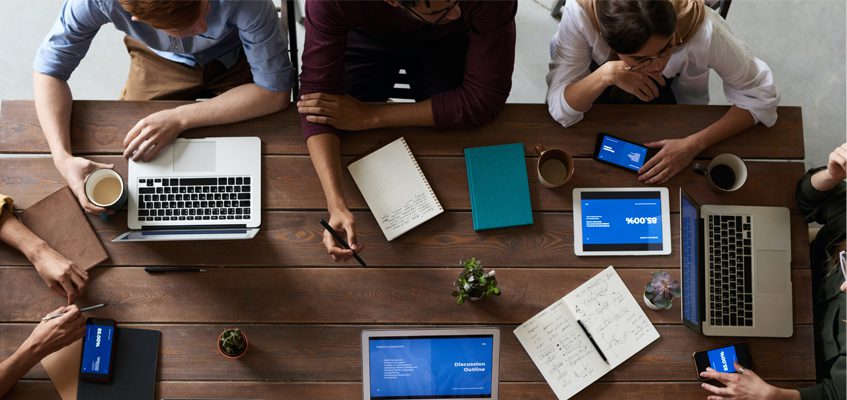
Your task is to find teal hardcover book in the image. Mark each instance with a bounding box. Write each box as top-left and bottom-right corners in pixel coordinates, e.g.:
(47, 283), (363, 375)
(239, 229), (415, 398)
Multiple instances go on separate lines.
(464, 143), (533, 231)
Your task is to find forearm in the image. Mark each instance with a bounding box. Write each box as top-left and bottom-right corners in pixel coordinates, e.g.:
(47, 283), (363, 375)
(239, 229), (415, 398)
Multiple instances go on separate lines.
(175, 83), (290, 131)
(0, 209), (46, 262)
(371, 100), (434, 129)
(563, 63), (614, 113)
(810, 168), (843, 192)
(0, 345), (39, 397)
(306, 133), (348, 211)
(769, 387), (800, 400)
(33, 72), (74, 164)
(686, 105), (756, 153)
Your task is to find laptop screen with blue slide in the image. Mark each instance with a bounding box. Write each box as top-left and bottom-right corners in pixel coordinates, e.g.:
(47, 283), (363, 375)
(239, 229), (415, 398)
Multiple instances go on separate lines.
(368, 335), (494, 399)
(681, 192), (701, 329)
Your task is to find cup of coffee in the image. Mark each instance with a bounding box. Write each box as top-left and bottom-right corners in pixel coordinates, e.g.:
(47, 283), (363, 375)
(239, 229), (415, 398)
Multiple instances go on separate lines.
(84, 168), (128, 219)
(535, 145), (574, 189)
(693, 153), (747, 192)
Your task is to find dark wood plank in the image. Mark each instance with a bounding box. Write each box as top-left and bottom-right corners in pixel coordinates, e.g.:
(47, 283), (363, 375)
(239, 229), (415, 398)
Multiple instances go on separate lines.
(0, 100), (804, 158)
(0, 211), (811, 269)
(4, 380), (818, 400)
(0, 267), (813, 325)
(0, 324), (815, 383)
(0, 156), (805, 212)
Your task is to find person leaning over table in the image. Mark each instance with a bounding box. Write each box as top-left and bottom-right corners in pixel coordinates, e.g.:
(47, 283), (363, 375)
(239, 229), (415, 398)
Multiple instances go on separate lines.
(0, 194), (88, 304)
(33, 0), (293, 216)
(0, 305), (85, 398)
(546, 0), (779, 184)
(699, 143), (846, 400)
(296, 0), (517, 263)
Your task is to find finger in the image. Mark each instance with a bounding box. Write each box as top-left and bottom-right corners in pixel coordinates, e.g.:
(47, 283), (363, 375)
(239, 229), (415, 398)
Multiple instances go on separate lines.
(91, 161), (115, 171)
(299, 93), (325, 101)
(639, 152), (662, 173)
(72, 264), (89, 281)
(69, 270), (87, 296)
(297, 99), (335, 108)
(638, 162), (665, 182)
(124, 128), (151, 159)
(643, 140), (666, 149)
(53, 304), (80, 323)
(632, 86), (651, 102)
(142, 141), (165, 162)
(344, 222), (359, 252)
(707, 396), (728, 400)
(733, 362), (755, 377)
(49, 283), (68, 298)
(298, 106), (332, 116)
(323, 231), (352, 260)
(840, 281), (847, 292)
(305, 115), (337, 126)
(123, 119), (145, 147)
(701, 382), (732, 396)
(646, 167), (672, 184)
(58, 279), (76, 304)
(329, 246), (353, 260)
(644, 78), (659, 98)
(645, 71), (666, 86)
(133, 137), (157, 162)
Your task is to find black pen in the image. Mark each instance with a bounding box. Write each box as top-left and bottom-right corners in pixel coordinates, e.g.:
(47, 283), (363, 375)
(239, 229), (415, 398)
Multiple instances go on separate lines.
(320, 219), (367, 267)
(577, 319), (609, 363)
(144, 267), (207, 273)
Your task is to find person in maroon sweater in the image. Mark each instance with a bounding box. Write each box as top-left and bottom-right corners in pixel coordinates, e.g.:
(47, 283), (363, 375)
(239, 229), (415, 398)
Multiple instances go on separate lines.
(297, 0), (517, 262)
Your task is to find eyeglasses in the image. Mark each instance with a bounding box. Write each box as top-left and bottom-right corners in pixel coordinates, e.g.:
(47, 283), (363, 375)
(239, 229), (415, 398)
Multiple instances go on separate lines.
(403, 0), (459, 25)
(624, 41), (679, 72)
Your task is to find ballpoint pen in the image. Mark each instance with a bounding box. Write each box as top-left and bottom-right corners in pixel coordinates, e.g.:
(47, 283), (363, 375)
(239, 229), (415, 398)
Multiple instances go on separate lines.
(42, 303), (108, 322)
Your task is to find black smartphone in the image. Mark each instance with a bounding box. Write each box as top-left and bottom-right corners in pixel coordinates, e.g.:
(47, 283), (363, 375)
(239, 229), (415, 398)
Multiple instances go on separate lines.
(592, 132), (654, 173)
(79, 318), (117, 382)
(693, 342), (754, 381)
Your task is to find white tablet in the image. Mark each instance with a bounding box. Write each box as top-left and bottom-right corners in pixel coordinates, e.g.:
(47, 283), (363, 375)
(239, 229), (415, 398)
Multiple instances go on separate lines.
(362, 328), (500, 400)
(573, 187), (672, 256)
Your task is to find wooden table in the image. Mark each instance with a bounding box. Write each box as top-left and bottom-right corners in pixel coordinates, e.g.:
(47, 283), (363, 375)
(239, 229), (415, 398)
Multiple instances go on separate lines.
(0, 101), (812, 399)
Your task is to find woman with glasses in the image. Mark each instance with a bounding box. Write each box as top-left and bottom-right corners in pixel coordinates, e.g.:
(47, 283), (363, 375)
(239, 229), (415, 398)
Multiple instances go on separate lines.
(546, 0), (779, 184)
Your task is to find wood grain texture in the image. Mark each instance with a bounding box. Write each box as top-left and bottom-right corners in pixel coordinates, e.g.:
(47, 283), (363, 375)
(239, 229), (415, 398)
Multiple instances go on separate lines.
(4, 380), (817, 400)
(1, 100), (804, 158)
(0, 267), (813, 325)
(0, 324), (815, 383)
(0, 155), (805, 212)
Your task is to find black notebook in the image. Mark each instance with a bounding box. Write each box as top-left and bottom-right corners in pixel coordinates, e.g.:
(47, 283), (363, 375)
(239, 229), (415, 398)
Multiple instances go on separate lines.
(78, 328), (161, 400)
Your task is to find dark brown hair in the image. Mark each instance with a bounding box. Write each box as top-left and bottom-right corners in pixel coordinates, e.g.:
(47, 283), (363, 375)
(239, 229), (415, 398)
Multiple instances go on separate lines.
(118, 0), (205, 30)
(596, 0), (676, 54)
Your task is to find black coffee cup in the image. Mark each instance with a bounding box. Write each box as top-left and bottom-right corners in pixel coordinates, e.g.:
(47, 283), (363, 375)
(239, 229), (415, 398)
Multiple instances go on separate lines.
(693, 153), (747, 192)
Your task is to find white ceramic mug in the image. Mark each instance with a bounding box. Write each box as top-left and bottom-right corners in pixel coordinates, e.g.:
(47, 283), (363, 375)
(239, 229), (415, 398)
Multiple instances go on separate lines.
(693, 153), (748, 192)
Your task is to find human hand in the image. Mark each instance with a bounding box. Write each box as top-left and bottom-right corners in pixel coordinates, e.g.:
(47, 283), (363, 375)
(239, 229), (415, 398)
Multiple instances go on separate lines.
(322, 207), (364, 262)
(825, 143), (846, 182)
(21, 305), (85, 360)
(699, 363), (790, 400)
(298, 93), (377, 131)
(638, 137), (701, 184)
(54, 155), (115, 215)
(28, 242), (88, 304)
(123, 108), (186, 162)
(605, 61), (666, 102)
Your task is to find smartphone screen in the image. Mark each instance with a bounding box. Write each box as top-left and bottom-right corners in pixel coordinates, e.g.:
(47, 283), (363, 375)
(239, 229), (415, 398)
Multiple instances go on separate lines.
(80, 319), (116, 381)
(693, 343), (753, 380)
(593, 133), (650, 172)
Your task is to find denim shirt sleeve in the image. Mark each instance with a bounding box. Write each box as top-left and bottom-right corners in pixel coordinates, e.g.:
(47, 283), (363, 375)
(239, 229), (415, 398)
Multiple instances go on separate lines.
(233, 0), (294, 93)
(33, 0), (110, 81)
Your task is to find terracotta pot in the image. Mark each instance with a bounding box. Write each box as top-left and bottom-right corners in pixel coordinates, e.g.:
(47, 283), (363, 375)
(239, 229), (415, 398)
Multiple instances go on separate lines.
(217, 329), (248, 359)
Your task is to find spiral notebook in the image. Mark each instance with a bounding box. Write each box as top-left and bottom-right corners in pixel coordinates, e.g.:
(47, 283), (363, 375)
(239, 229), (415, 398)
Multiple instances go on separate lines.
(348, 137), (443, 241)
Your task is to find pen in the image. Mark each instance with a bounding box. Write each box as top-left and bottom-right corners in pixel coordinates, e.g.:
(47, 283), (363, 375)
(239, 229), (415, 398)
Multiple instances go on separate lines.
(577, 319), (609, 363)
(42, 303), (108, 322)
(320, 219), (367, 267)
(144, 267), (207, 273)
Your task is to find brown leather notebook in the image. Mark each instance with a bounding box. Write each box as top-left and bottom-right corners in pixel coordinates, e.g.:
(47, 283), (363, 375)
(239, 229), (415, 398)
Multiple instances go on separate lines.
(19, 187), (108, 270)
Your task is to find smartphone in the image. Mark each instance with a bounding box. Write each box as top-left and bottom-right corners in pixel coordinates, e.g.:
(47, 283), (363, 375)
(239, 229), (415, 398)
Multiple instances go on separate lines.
(592, 132), (654, 172)
(79, 318), (117, 382)
(693, 342), (753, 381)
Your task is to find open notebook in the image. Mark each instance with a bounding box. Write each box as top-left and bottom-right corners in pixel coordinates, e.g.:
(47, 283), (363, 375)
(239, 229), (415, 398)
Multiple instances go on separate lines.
(348, 137), (443, 241)
(514, 266), (660, 400)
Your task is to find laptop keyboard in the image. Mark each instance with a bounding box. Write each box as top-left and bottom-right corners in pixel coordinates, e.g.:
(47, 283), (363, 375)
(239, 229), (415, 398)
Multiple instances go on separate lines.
(708, 215), (754, 327)
(136, 177), (252, 222)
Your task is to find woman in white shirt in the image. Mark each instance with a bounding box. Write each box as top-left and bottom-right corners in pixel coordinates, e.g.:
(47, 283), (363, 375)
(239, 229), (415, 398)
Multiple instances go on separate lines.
(547, 0), (779, 184)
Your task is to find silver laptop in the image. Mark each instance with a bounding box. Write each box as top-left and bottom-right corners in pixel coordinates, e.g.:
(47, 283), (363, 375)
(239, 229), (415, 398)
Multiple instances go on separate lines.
(362, 328), (500, 400)
(113, 137), (261, 242)
(680, 188), (792, 337)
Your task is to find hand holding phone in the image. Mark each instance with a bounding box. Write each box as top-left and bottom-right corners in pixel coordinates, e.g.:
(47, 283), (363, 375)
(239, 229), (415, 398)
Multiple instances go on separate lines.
(592, 133), (654, 172)
(693, 342), (753, 381)
(80, 318), (117, 382)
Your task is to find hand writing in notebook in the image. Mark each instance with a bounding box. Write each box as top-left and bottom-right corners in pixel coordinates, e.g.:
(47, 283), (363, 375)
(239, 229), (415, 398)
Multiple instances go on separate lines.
(322, 208), (364, 262)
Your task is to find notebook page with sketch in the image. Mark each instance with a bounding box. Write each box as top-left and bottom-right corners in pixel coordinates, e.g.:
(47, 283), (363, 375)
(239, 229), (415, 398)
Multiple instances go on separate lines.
(514, 266), (660, 399)
(348, 137), (443, 241)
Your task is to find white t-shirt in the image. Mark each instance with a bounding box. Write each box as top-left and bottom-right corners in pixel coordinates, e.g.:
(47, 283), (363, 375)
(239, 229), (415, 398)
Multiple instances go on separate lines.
(546, 1), (779, 128)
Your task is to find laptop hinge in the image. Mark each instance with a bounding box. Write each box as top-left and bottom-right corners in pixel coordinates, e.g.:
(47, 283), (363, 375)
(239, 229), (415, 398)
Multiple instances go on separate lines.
(140, 224), (247, 231)
(698, 216), (707, 324)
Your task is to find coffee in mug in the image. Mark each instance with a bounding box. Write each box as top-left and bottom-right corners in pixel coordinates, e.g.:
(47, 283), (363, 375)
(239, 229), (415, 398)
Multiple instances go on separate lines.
(693, 153), (747, 192)
(84, 168), (128, 209)
(535, 145), (574, 189)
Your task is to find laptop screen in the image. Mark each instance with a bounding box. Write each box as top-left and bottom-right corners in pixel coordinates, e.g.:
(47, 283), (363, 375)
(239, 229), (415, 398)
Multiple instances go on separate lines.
(368, 335), (494, 399)
(681, 193), (700, 327)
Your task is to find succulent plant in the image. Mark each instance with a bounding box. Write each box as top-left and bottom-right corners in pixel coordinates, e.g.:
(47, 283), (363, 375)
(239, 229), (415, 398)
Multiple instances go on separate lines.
(451, 258), (501, 305)
(219, 328), (247, 357)
(644, 271), (681, 310)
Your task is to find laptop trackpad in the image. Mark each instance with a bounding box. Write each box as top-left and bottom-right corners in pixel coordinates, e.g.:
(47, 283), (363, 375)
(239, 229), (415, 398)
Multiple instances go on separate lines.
(756, 250), (788, 293)
(173, 141), (216, 172)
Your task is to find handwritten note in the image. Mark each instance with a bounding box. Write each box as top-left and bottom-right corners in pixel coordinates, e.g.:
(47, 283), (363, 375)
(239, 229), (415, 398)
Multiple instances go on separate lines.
(348, 137), (443, 241)
(514, 266), (660, 400)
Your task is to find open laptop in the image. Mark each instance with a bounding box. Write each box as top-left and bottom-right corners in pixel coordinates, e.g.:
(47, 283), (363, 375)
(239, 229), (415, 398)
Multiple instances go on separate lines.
(113, 137), (261, 242)
(680, 188), (792, 337)
(362, 328), (500, 400)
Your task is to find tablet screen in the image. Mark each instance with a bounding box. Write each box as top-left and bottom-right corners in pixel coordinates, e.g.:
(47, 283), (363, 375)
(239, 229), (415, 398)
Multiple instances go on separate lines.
(368, 335), (494, 399)
(580, 191), (664, 251)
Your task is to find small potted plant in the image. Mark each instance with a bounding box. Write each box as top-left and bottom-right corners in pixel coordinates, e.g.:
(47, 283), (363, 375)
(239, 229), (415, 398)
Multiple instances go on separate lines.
(643, 271), (681, 310)
(452, 258), (501, 304)
(217, 328), (248, 359)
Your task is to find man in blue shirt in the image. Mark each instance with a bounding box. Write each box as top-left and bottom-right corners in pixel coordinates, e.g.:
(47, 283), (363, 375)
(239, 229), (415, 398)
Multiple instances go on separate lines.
(33, 0), (293, 215)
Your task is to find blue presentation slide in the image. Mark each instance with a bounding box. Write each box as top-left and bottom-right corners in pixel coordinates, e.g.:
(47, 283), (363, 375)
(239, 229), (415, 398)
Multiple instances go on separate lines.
(597, 135), (648, 171)
(707, 346), (738, 373)
(681, 195), (700, 326)
(581, 192), (663, 250)
(369, 336), (493, 399)
(81, 324), (114, 374)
